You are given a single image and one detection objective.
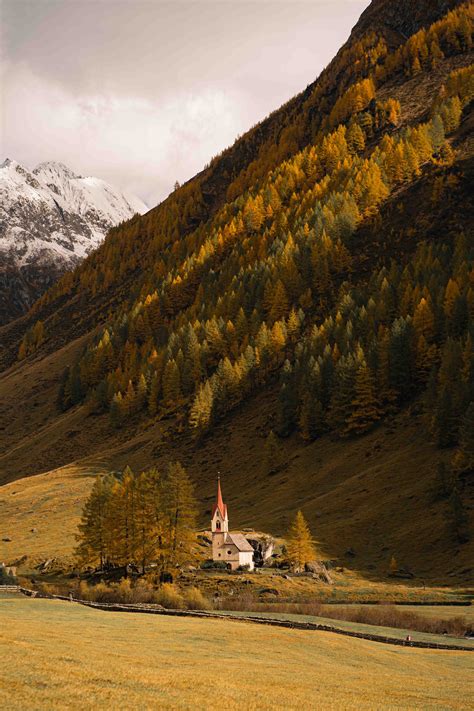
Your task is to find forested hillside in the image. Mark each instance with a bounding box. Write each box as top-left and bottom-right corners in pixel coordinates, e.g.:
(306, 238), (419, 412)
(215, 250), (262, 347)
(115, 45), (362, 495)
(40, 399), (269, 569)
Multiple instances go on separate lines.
(0, 0), (473, 578)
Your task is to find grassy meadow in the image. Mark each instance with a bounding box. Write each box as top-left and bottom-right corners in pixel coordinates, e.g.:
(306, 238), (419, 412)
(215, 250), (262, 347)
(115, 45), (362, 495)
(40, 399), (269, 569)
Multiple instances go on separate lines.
(0, 463), (104, 563)
(216, 609), (474, 649)
(1, 592), (473, 710)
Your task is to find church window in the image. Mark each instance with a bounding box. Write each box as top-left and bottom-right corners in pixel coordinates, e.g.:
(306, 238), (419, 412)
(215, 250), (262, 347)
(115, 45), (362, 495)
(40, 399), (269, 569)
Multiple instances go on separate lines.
(228, 550), (232, 555)
(216, 520), (221, 530)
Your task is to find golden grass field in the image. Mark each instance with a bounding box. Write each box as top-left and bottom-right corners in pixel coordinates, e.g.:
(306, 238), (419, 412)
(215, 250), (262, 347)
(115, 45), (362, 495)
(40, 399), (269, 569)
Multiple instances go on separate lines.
(0, 463), (104, 563)
(1, 592), (473, 711)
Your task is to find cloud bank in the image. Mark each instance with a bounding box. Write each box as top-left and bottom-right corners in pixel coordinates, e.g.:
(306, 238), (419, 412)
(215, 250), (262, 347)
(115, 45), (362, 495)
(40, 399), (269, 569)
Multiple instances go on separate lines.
(2, 0), (369, 207)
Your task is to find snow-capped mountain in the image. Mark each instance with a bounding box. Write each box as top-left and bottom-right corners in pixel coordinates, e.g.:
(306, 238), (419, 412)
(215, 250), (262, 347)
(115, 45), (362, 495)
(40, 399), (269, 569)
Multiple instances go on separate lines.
(0, 159), (147, 324)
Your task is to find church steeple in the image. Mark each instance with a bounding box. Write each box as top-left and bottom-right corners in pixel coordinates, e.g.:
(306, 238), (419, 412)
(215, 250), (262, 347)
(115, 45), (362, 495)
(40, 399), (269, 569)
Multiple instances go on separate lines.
(211, 475), (228, 534)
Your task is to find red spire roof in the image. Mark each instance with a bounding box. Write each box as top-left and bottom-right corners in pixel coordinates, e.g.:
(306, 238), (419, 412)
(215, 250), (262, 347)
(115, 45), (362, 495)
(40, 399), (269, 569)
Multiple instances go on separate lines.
(212, 476), (227, 518)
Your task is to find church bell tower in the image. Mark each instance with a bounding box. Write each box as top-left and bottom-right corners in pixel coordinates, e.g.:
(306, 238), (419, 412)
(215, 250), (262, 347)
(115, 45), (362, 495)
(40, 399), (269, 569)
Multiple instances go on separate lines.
(211, 476), (228, 554)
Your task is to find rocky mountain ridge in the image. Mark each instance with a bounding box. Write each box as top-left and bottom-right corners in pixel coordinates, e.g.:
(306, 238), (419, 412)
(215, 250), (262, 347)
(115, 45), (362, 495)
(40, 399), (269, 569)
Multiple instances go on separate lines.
(0, 158), (147, 324)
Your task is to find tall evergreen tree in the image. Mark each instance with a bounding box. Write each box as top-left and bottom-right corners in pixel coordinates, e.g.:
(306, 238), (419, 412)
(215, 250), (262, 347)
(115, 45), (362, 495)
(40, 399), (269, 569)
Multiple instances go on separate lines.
(161, 462), (197, 572)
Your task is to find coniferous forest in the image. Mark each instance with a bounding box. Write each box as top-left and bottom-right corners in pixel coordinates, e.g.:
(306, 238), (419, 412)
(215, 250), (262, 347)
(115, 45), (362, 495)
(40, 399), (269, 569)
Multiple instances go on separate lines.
(21, 6), (470, 481)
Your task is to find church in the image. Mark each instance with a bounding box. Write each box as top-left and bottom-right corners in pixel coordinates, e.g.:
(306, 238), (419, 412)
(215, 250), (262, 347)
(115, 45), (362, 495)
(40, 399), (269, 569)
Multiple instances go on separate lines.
(211, 477), (255, 571)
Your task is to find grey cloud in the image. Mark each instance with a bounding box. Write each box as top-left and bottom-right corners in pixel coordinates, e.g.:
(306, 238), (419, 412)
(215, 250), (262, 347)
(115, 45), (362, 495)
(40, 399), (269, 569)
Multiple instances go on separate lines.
(2, 0), (369, 205)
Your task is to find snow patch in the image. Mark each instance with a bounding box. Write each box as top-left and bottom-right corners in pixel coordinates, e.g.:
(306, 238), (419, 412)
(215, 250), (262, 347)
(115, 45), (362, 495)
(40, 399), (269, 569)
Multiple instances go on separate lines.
(0, 158), (148, 269)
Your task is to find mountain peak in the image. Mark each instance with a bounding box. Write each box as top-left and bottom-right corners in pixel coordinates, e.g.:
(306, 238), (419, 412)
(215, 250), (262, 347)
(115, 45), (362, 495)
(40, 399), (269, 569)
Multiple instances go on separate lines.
(1, 157), (28, 173)
(33, 161), (79, 181)
(0, 158), (147, 323)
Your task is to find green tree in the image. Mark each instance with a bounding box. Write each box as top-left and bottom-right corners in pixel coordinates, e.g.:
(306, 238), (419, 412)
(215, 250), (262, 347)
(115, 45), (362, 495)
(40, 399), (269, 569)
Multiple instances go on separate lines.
(346, 363), (381, 435)
(162, 359), (181, 404)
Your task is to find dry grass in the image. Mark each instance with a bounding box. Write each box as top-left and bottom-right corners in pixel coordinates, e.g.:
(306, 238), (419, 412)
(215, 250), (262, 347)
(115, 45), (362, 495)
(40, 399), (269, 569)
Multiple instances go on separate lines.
(1, 592), (473, 710)
(214, 596), (473, 637)
(36, 579), (211, 611)
(320, 603), (472, 638)
(0, 463), (103, 565)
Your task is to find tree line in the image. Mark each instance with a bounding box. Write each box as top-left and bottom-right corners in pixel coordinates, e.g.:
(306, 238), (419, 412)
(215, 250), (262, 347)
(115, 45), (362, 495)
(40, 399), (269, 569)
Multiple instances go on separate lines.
(76, 462), (197, 574)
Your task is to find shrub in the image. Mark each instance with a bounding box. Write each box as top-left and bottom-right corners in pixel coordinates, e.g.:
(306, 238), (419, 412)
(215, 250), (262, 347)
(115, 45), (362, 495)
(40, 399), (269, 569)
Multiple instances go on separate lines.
(156, 583), (184, 609)
(200, 559), (227, 570)
(320, 603), (472, 637)
(0, 567), (17, 585)
(183, 587), (211, 610)
(77, 580), (93, 600)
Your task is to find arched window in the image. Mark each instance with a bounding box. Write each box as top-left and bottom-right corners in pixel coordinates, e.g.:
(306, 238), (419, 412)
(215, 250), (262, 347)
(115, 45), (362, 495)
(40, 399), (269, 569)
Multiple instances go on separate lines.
(216, 520), (221, 530)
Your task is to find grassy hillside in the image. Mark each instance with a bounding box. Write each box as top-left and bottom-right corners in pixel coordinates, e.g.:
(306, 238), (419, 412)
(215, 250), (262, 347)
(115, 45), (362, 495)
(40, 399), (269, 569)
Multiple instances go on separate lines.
(1, 593), (472, 710)
(0, 464), (103, 563)
(1, 395), (472, 583)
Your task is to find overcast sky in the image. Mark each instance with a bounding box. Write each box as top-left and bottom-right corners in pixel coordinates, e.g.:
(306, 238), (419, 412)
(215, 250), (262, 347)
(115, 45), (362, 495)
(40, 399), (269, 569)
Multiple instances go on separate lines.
(1, 0), (369, 206)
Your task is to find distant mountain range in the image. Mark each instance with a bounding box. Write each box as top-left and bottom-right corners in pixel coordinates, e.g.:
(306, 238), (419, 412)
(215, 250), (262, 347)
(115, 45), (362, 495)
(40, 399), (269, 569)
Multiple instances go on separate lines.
(0, 159), (147, 324)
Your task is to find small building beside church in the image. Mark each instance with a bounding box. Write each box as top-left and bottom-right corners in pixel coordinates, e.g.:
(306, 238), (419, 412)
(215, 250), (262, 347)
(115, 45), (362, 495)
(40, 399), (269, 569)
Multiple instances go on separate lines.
(211, 477), (255, 571)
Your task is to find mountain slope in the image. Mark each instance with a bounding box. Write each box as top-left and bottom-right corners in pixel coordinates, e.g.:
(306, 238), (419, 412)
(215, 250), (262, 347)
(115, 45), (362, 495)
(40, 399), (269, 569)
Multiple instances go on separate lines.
(0, 159), (147, 324)
(0, 0), (473, 579)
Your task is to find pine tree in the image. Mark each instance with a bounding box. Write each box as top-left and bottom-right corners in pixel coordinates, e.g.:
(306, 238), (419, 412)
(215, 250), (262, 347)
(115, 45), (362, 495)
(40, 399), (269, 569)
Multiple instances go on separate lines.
(444, 278), (461, 319)
(298, 393), (324, 441)
(270, 280), (289, 322)
(347, 123), (365, 153)
(270, 321), (286, 354)
(134, 469), (162, 572)
(189, 381), (213, 435)
(328, 356), (356, 434)
(413, 297), (435, 342)
(389, 318), (414, 402)
(162, 359), (181, 404)
(113, 466), (138, 565)
(432, 385), (457, 448)
(161, 462), (197, 572)
(110, 391), (124, 428)
(136, 373), (148, 411)
(286, 511), (316, 572)
(75, 475), (114, 568)
(18, 339), (28, 360)
(345, 363), (381, 435)
(124, 379), (137, 416)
